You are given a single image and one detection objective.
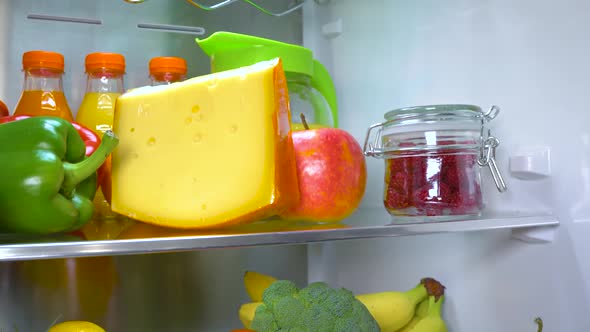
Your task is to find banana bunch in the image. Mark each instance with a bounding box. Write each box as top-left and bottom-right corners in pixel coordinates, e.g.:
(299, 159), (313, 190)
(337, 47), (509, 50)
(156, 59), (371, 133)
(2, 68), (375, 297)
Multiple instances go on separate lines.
(398, 295), (447, 332)
(241, 271), (448, 332)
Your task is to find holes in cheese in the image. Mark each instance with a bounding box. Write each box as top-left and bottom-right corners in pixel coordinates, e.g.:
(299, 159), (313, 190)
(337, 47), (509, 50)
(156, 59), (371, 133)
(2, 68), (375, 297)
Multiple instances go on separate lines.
(111, 58), (299, 229)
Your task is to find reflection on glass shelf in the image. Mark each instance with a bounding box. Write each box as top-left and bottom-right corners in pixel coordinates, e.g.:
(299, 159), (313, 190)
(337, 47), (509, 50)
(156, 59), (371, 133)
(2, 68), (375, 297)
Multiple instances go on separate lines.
(0, 208), (558, 261)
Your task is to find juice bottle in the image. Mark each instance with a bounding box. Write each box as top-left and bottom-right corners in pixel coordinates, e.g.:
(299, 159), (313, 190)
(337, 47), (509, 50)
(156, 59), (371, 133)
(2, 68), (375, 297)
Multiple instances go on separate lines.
(76, 52), (125, 137)
(76, 52), (131, 240)
(14, 50), (74, 121)
(149, 56), (187, 85)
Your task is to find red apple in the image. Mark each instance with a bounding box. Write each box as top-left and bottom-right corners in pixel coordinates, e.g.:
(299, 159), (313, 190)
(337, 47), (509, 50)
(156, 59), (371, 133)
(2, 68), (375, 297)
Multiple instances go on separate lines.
(281, 126), (367, 222)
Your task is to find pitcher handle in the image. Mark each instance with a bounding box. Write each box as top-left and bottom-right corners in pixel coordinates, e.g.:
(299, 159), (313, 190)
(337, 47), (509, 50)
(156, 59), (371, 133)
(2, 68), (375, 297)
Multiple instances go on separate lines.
(311, 60), (339, 127)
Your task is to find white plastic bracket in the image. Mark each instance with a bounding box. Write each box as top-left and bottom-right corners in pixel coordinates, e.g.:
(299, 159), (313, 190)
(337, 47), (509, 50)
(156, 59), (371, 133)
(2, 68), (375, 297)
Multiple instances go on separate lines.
(511, 225), (558, 243)
(509, 147), (551, 180)
(322, 18), (343, 38)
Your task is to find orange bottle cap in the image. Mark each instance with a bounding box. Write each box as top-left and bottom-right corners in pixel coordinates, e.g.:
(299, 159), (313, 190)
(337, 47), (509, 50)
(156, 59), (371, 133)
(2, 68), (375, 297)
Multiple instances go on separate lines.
(22, 50), (65, 72)
(85, 52), (126, 73)
(149, 56), (187, 75)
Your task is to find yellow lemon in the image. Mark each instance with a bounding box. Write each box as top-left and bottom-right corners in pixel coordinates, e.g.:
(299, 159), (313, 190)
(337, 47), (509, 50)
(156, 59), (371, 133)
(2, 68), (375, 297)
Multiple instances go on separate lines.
(48, 321), (105, 332)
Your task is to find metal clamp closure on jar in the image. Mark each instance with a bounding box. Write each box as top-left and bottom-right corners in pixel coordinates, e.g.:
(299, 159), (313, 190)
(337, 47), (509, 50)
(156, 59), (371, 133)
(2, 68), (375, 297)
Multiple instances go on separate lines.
(363, 104), (507, 193)
(477, 106), (507, 192)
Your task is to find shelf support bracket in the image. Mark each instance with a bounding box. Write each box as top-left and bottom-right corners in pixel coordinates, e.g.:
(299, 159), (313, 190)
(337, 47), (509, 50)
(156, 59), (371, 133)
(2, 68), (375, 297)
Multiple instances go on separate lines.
(511, 225), (558, 243)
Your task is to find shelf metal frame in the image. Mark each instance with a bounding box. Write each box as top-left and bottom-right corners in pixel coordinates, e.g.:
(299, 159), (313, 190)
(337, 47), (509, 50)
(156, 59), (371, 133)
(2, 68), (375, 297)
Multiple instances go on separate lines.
(0, 210), (558, 261)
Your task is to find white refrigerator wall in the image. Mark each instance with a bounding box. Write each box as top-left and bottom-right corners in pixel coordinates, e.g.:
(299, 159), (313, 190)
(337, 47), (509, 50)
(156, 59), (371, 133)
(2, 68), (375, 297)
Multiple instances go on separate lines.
(304, 0), (590, 331)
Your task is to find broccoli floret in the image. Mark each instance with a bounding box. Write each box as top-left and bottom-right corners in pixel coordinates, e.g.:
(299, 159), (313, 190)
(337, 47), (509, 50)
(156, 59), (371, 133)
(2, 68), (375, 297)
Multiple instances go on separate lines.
(333, 317), (367, 332)
(250, 280), (379, 332)
(274, 296), (305, 327)
(324, 287), (356, 318)
(302, 304), (334, 331)
(253, 304), (279, 332)
(298, 282), (332, 306)
(262, 280), (299, 312)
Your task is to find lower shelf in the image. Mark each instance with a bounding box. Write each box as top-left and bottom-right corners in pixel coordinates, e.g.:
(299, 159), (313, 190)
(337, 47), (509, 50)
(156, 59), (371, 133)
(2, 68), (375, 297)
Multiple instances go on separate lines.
(0, 208), (558, 261)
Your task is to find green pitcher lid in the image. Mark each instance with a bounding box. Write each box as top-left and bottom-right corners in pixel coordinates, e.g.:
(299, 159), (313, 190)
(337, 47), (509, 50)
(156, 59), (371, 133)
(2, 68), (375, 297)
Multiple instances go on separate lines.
(195, 31), (314, 76)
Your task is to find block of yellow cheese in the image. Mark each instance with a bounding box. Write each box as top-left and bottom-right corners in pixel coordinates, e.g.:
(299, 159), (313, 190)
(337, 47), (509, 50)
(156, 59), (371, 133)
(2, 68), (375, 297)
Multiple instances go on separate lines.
(111, 58), (299, 229)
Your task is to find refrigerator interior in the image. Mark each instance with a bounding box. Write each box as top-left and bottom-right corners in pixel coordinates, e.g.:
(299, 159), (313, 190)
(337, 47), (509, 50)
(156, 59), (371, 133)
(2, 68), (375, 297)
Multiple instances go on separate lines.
(0, 0), (589, 331)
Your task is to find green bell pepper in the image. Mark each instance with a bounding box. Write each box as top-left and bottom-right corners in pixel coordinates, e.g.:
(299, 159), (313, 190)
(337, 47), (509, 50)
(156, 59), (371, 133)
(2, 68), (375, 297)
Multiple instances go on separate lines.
(0, 116), (119, 234)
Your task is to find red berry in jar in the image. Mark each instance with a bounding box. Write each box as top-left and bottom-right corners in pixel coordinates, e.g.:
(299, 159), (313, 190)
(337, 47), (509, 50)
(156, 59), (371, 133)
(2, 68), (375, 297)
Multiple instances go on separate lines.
(383, 151), (482, 219)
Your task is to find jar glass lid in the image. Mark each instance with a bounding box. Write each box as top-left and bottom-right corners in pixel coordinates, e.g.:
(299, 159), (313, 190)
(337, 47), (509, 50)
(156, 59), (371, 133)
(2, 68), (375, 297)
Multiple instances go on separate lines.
(364, 104), (501, 158)
(384, 104), (485, 126)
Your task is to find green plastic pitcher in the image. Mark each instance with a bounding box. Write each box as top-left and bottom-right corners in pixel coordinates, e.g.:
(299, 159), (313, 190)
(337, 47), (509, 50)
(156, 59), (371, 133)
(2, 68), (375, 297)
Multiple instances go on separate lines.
(195, 31), (338, 129)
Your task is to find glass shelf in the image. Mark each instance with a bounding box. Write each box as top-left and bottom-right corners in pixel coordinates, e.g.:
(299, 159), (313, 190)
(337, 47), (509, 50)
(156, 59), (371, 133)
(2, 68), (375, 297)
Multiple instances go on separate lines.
(185, 0), (306, 17)
(0, 208), (558, 261)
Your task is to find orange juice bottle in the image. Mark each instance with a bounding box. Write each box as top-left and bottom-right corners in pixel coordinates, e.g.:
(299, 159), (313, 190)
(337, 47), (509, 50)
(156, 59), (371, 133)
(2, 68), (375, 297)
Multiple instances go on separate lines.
(149, 56), (187, 85)
(14, 50), (74, 121)
(76, 52), (131, 240)
(76, 52), (125, 137)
